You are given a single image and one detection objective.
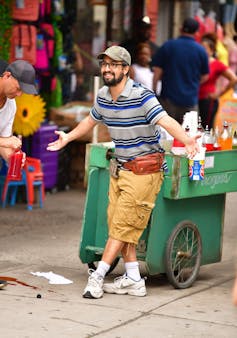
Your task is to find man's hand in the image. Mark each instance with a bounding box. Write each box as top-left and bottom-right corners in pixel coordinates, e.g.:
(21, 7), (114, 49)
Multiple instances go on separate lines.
(47, 116), (97, 152)
(0, 136), (22, 150)
(47, 130), (69, 151)
(185, 134), (201, 159)
(158, 115), (201, 159)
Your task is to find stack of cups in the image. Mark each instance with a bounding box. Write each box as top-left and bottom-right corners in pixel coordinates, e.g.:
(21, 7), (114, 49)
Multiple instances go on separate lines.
(171, 138), (186, 155)
(188, 146), (206, 181)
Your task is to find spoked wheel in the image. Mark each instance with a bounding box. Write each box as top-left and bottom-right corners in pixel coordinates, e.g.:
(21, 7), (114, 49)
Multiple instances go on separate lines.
(165, 220), (202, 289)
(88, 257), (120, 275)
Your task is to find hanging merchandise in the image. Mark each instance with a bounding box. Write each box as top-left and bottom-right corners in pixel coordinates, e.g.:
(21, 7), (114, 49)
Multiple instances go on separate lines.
(35, 22), (55, 73)
(52, 23), (63, 69)
(204, 11), (216, 34)
(194, 8), (206, 43)
(39, 0), (52, 21)
(35, 1), (54, 74)
(10, 24), (37, 64)
(0, 1), (13, 61)
(50, 75), (63, 108)
(13, 94), (46, 137)
(12, 0), (40, 21)
(52, 0), (65, 18)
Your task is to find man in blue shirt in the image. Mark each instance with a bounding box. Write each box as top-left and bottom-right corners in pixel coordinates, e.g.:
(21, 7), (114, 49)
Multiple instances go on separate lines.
(152, 17), (209, 123)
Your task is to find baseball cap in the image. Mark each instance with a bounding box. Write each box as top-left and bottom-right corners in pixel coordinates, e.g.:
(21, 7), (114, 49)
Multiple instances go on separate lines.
(136, 16), (151, 27)
(97, 46), (131, 66)
(0, 59), (8, 75)
(6, 60), (37, 95)
(182, 17), (199, 34)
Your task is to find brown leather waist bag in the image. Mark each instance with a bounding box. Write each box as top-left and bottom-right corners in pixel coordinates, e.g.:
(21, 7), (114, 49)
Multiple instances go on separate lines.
(123, 152), (164, 175)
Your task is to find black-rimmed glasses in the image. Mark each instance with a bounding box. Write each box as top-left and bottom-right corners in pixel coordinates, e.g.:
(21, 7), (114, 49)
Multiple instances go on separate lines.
(99, 61), (127, 69)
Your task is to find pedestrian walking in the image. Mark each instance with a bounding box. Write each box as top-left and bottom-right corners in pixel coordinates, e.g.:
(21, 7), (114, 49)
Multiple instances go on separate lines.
(130, 42), (161, 95)
(152, 17), (209, 124)
(198, 33), (237, 129)
(233, 274), (237, 306)
(121, 16), (159, 64)
(47, 46), (200, 299)
(0, 60), (37, 161)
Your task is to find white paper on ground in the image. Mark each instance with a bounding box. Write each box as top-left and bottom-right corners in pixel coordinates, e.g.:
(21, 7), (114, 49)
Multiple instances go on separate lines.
(30, 271), (73, 284)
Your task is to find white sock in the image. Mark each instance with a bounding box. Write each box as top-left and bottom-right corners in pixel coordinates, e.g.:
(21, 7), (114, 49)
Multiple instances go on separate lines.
(94, 261), (110, 279)
(125, 261), (141, 282)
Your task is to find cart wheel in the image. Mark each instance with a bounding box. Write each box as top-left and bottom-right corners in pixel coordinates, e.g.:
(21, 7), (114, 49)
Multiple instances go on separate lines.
(88, 257), (120, 275)
(165, 220), (202, 289)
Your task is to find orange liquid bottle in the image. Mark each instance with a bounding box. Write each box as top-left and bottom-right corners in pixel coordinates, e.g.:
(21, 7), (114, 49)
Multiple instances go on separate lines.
(218, 121), (232, 150)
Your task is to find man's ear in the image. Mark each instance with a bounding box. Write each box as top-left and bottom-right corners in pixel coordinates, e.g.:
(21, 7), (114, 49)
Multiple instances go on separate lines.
(123, 65), (130, 76)
(2, 71), (12, 78)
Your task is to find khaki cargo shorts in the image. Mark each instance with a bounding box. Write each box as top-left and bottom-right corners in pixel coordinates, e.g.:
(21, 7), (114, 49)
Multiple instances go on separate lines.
(107, 170), (164, 245)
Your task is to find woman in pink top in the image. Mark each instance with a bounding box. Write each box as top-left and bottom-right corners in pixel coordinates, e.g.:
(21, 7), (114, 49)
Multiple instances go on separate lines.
(198, 33), (237, 129)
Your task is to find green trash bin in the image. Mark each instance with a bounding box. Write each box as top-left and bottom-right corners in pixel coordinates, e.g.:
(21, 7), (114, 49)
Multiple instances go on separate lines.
(79, 143), (237, 289)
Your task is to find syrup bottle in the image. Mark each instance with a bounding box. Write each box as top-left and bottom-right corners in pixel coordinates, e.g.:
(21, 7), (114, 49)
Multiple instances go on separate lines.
(203, 125), (214, 151)
(213, 126), (221, 151)
(197, 117), (204, 146)
(185, 125), (190, 136)
(197, 116), (204, 133)
(232, 130), (237, 149)
(218, 121), (232, 150)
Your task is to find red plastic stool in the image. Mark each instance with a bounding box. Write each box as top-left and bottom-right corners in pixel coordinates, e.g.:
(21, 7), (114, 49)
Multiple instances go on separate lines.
(1, 159), (25, 208)
(23, 157), (45, 210)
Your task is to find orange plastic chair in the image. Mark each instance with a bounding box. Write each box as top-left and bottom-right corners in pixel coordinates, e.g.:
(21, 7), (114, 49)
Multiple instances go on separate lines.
(23, 157), (45, 210)
(1, 159), (26, 207)
(1, 157), (45, 210)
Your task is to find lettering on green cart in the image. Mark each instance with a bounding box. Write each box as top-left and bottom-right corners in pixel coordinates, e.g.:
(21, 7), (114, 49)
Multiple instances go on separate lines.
(200, 173), (232, 189)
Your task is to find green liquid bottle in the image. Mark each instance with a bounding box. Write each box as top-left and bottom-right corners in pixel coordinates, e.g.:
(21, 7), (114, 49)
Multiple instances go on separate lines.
(232, 130), (237, 149)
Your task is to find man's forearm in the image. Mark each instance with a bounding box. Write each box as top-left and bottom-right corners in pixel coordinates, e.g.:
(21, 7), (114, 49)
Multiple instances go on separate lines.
(67, 115), (97, 143)
(0, 147), (14, 162)
(158, 115), (191, 145)
(0, 136), (22, 149)
(0, 137), (11, 148)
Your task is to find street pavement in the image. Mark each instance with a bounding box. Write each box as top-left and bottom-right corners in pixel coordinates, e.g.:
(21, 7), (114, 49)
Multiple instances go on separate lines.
(0, 188), (236, 338)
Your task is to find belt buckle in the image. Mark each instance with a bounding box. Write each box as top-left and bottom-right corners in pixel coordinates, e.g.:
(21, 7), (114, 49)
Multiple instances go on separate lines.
(109, 158), (119, 178)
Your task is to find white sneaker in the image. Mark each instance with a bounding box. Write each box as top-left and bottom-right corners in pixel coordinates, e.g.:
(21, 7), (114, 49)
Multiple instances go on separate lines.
(0, 280), (7, 289)
(83, 270), (104, 299)
(103, 275), (147, 297)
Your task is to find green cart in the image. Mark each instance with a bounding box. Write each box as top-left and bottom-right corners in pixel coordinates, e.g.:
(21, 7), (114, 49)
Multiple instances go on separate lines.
(79, 143), (237, 289)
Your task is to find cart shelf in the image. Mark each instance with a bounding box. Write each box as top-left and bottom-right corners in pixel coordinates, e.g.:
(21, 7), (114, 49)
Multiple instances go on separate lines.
(164, 150), (237, 199)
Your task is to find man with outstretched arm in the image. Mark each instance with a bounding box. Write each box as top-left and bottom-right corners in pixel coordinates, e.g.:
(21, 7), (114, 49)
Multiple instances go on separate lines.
(47, 46), (199, 299)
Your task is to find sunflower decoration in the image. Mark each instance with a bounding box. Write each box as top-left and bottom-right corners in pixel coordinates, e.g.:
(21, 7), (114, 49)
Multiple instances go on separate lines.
(13, 94), (46, 137)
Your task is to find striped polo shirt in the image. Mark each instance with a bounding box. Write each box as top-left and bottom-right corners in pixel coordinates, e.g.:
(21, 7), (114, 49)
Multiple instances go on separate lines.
(90, 78), (168, 164)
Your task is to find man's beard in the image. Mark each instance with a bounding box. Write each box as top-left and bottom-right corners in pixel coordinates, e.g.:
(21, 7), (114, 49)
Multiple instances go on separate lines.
(102, 72), (124, 87)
